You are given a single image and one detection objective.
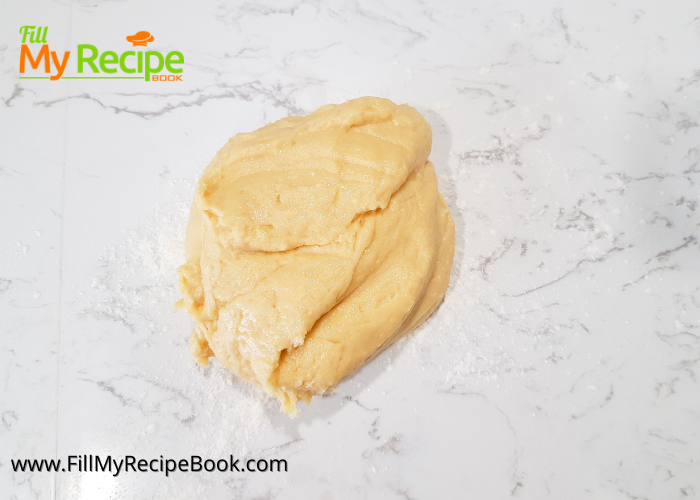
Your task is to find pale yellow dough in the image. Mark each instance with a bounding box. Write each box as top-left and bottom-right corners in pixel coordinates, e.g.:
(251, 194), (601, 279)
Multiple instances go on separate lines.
(177, 97), (455, 416)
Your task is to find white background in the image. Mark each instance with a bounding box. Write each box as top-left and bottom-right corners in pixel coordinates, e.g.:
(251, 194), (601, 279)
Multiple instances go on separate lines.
(1, 0), (699, 498)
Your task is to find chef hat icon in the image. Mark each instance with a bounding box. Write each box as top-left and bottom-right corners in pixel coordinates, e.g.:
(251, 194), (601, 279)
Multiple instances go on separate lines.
(126, 31), (155, 47)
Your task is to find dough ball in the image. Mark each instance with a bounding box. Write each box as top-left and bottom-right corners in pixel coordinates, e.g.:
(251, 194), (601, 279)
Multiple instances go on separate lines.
(177, 97), (455, 416)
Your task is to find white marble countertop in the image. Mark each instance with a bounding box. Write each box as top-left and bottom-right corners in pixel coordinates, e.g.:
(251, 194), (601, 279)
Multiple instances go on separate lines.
(2, 0), (699, 498)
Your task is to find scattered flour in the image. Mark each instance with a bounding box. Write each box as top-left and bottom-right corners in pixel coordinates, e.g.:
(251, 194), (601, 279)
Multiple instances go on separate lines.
(84, 173), (275, 462)
(613, 75), (629, 92)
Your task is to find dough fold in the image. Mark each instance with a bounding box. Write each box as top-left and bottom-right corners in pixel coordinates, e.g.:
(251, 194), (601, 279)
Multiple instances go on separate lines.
(177, 97), (455, 416)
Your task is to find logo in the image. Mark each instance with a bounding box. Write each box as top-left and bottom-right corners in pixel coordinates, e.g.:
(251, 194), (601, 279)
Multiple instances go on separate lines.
(126, 31), (154, 47)
(18, 26), (184, 82)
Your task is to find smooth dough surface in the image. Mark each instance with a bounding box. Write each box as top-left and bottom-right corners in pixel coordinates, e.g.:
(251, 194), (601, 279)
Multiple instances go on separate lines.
(177, 97), (455, 415)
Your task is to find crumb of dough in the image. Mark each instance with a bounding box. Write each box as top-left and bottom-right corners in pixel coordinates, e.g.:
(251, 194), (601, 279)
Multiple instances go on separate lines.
(177, 97), (455, 416)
